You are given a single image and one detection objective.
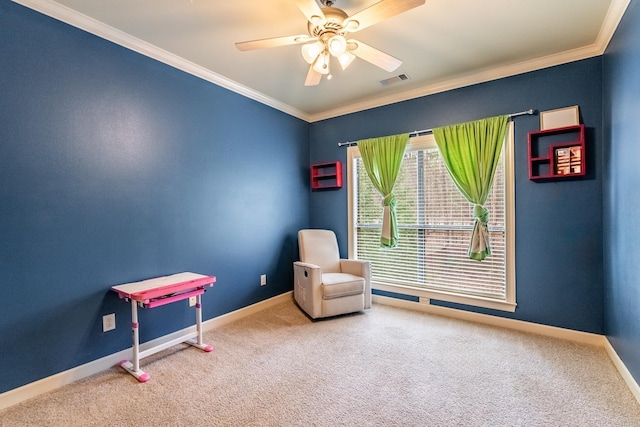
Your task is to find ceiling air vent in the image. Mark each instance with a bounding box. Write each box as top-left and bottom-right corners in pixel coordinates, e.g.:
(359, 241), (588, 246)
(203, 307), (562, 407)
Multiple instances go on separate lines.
(379, 74), (410, 86)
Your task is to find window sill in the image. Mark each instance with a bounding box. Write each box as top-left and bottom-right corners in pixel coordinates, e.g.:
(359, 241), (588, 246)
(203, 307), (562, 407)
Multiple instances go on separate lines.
(372, 281), (517, 313)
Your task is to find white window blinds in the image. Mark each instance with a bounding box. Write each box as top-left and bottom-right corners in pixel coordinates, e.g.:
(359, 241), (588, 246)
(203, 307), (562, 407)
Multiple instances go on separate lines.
(349, 127), (515, 310)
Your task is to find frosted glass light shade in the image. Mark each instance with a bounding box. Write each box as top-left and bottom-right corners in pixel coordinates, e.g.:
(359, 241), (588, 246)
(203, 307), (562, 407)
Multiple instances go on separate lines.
(328, 35), (347, 57)
(338, 52), (356, 70)
(301, 41), (324, 64)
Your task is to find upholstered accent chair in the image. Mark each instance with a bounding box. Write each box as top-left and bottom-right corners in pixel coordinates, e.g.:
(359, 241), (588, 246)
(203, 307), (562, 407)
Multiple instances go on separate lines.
(293, 229), (371, 319)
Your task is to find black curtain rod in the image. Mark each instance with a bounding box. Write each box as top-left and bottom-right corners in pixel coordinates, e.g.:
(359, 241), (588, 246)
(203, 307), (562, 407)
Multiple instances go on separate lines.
(337, 109), (536, 147)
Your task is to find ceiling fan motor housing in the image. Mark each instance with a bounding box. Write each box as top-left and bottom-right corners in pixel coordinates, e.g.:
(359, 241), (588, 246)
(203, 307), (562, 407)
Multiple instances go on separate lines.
(308, 7), (349, 41)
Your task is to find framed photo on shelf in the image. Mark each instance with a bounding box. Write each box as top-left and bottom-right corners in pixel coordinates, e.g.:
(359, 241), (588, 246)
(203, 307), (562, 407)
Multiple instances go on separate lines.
(540, 106), (580, 130)
(554, 145), (582, 175)
(569, 145), (582, 174)
(555, 147), (571, 175)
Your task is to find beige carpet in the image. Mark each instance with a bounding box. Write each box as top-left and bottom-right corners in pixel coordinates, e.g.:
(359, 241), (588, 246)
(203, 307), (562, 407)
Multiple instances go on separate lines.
(2, 300), (639, 426)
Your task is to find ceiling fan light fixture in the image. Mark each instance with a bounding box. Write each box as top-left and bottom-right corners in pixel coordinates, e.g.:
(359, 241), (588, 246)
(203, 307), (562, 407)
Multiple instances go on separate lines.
(337, 51), (356, 70)
(301, 41), (324, 64)
(313, 52), (330, 75)
(237, 0), (427, 86)
(328, 35), (347, 57)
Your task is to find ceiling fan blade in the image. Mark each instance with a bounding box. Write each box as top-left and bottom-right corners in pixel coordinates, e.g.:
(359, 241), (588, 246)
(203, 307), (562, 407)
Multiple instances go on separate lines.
(236, 35), (313, 51)
(304, 64), (322, 86)
(348, 39), (402, 72)
(343, 0), (425, 32)
(294, 0), (326, 25)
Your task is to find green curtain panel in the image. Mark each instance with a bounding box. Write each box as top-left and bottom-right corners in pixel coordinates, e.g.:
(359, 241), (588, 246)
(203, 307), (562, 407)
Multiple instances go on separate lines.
(433, 115), (509, 261)
(358, 133), (409, 248)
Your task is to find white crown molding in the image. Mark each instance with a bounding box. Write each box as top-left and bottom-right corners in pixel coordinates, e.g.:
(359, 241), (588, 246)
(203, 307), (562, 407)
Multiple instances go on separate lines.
(11, 0), (630, 123)
(309, 43), (605, 122)
(11, 0), (312, 122)
(595, 0), (632, 54)
(302, 0), (632, 122)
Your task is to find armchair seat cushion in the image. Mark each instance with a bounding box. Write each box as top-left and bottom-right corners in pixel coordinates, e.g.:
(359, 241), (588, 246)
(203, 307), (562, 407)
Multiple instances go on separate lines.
(322, 273), (365, 300)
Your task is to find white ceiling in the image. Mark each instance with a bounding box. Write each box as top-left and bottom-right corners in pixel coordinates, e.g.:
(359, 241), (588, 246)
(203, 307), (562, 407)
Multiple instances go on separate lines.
(15, 0), (629, 122)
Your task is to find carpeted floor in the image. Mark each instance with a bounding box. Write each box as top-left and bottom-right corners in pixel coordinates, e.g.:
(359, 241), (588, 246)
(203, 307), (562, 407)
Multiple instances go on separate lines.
(1, 300), (639, 426)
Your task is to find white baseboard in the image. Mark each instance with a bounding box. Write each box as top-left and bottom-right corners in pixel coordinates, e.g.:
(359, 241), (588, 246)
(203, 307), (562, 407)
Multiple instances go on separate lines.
(0, 291), (293, 411)
(4, 292), (638, 411)
(0, 346), (132, 411)
(603, 338), (640, 404)
(373, 294), (640, 405)
(200, 291), (293, 331)
(373, 295), (603, 345)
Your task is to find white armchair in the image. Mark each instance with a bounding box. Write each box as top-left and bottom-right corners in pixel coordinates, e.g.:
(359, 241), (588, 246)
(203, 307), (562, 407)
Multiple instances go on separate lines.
(293, 229), (371, 319)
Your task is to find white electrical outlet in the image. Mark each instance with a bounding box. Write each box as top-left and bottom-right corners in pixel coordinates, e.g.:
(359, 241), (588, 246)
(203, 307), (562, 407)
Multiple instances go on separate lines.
(260, 274), (267, 286)
(102, 313), (116, 332)
(189, 296), (197, 307)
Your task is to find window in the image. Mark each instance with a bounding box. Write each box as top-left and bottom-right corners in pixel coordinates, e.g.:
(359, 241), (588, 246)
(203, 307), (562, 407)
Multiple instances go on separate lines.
(347, 123), (515, 312)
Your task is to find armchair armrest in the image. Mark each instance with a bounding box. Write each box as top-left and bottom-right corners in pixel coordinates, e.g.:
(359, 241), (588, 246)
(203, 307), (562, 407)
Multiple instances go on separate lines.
(293, 261), (323, 318)
(340, 259), (372, 309)
(293, 261), (322, 283)
(340, 259), (369, 277)
(294, 261), (321, 271)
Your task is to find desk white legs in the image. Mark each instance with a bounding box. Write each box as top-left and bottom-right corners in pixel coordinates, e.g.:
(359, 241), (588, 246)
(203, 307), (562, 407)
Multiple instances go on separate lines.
(118, 294), (212, 382)
(119, 300), (150, 383)
(185, 294), (213, 352)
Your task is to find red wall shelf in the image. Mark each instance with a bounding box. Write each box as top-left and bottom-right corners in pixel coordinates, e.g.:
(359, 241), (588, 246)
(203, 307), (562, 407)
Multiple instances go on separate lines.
(528, 124), (585, 182)
(311, 161), (342, 190)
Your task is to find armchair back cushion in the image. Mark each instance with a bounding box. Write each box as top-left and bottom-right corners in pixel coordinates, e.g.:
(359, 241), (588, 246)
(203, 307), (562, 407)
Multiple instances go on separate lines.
(298, 229), (341, 273)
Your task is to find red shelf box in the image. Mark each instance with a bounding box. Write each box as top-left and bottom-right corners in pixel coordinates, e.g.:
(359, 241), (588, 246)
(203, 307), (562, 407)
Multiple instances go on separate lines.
(311, 161), (342, 190)
(528, 124), (585, 182)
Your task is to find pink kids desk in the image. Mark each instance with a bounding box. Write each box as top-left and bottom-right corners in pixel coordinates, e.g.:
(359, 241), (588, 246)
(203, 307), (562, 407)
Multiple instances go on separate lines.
(111, 272), (216, 382)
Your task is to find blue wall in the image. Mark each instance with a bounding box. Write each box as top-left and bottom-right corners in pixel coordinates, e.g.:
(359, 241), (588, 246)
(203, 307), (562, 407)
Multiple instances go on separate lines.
(603, 0), (640, 385)
(310, 58), (604, 334)
(0, 1), (310, 393)
(4, 0), (639, 396)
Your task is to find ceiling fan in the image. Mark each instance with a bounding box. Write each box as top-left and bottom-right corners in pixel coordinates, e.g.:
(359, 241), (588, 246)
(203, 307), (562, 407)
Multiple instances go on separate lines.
(235, 0), (426, 86)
